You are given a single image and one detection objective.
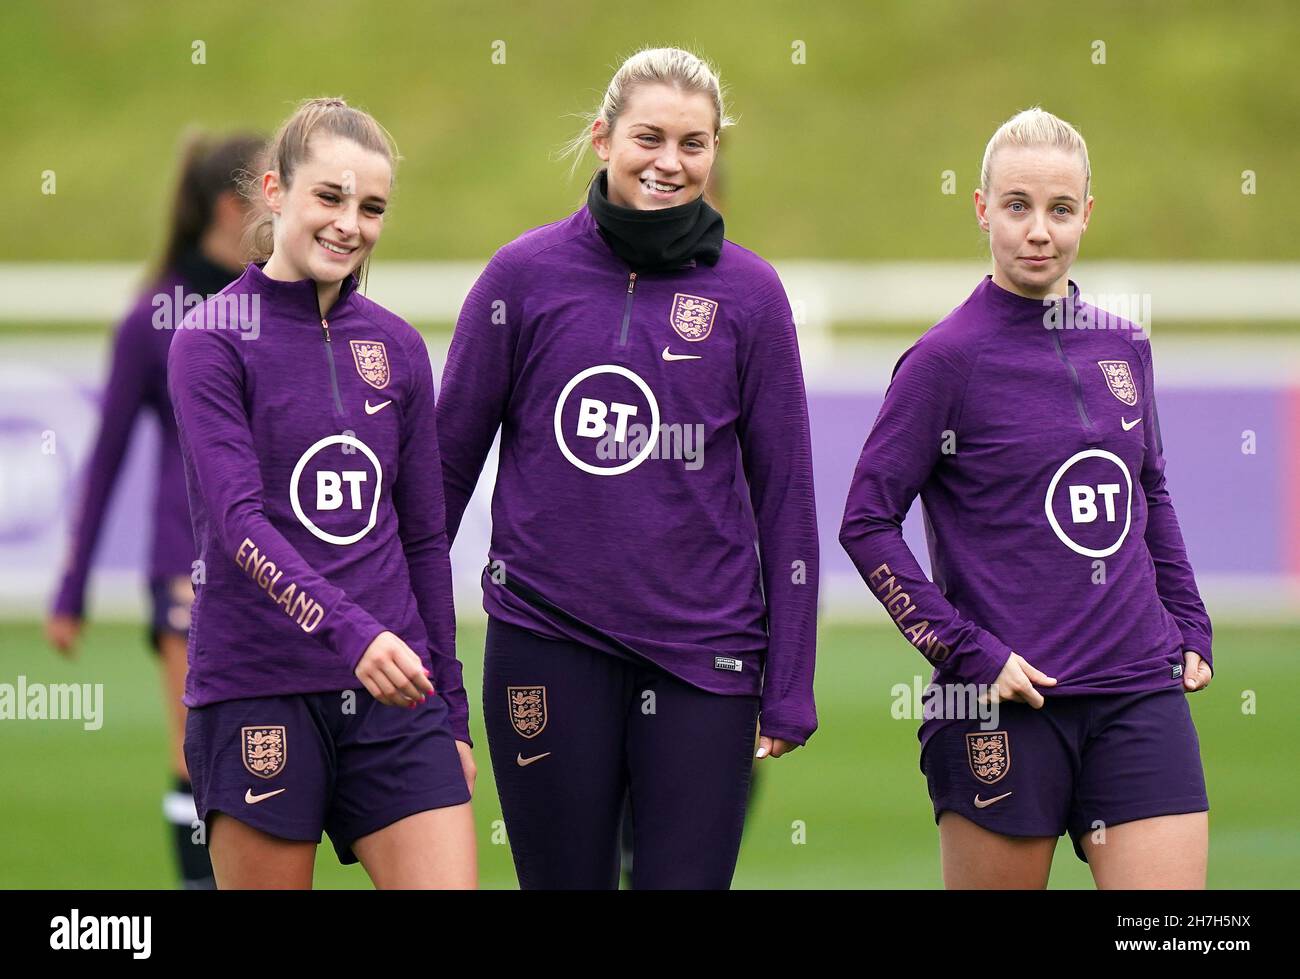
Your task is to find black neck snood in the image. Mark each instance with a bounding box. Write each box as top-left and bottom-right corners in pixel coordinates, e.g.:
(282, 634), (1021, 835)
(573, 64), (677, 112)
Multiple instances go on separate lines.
(586, 169), (724, 272)
(174, 246), (243, 298)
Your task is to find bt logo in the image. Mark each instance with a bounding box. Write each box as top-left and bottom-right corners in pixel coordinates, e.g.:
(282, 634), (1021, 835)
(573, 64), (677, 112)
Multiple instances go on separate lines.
(1067, 483), (1122, 524)
(316, 470), (368, 511)
(290, 434), (383, 544)
(554, 365), (659, 476)
(1044, 449), (1133, 558)
(575, 398), (638, 443)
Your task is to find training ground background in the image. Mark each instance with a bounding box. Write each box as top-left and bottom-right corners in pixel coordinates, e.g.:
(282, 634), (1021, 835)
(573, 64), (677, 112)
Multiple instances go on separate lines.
(1, 0), (1297, 888)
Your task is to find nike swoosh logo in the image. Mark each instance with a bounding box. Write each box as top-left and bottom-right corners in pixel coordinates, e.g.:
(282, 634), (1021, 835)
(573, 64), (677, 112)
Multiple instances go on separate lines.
(245, 788), (287, 804)
(662, 346), (701, 362)
(973, 791), (1013, 809)
(365, 399), (392, 415)
(516, 752), (551, 767)
(1121, 416), (1142, 431)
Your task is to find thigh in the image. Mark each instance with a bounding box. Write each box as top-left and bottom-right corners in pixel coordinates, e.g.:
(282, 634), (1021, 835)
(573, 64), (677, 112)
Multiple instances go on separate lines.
(150, 575), (194, 777)
(921, 701), (1078, 889)
(157, 632), (191, 777)
(326, 688), (472, 867)
(1082, 812), (1207, 889)
(208, 812), (317, 889)
(352, 803), (478, 889)
(1070, 687), (1209, 882)
(625, 670), (759, 890)
(938, 812), (1058, 889)
(482, 618), (630, 889)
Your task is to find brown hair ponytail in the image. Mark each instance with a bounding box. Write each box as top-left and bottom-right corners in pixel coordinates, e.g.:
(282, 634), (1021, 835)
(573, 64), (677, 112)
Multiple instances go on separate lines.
(154, 130), (264, 282)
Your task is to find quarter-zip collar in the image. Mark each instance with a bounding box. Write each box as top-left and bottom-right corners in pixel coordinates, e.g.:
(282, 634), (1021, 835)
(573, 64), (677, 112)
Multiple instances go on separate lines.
(242, 260), (361, 322)
(979, 273), (1083, 328)
(979, 274), (1101, 442)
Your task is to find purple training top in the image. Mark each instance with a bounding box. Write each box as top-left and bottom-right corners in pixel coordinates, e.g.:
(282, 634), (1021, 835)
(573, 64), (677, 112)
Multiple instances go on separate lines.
(437, 205), (820, 746)
(167, 262), (469, 743)
(839, 276), (1213, 746)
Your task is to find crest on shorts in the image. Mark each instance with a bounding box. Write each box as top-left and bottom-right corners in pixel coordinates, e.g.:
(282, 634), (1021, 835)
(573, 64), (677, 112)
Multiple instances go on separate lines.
(965, 731), (1011, 785)
(242, 725), (287, 779)
(669, 293), (718, 342)
(1098, 360), (1138, 406)
(507, 686), (547, 739)
(350, 340), (391, 390)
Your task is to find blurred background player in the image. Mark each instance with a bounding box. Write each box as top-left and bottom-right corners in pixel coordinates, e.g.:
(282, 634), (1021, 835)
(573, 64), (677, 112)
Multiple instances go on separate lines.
(840, 108), (1212, 889)
(171, 98), (475, 888)
(46, 131), (263, 889)
(437, 47), (819, 889)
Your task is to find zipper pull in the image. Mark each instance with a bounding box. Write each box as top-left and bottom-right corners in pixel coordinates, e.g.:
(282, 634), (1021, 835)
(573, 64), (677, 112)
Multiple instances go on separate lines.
(627, 272), (637, 293)
(320, 317), (330, 341)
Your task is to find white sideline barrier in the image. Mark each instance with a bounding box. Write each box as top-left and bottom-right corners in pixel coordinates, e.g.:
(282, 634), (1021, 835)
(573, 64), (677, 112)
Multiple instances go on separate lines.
(4, 260), (1298, 322)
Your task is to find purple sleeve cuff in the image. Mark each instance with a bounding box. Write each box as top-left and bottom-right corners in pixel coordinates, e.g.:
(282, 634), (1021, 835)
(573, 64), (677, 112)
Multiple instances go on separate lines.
(51, 575), (86, 619)
(756, 714), (813, 747)
(330, 612), (388, 675)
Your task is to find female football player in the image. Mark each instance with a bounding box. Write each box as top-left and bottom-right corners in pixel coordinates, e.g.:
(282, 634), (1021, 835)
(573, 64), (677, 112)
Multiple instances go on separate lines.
(169, 98), (475, 888)
(48, 131), (262, 889)
(840, 107), (1212, 889)
(437, 48), (819, 889)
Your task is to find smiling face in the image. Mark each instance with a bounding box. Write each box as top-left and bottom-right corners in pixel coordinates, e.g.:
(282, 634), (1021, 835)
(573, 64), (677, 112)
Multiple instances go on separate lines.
(592, 83), (718, 210)
(260, 133), (392, 306)
(975, 145), (1093, 300)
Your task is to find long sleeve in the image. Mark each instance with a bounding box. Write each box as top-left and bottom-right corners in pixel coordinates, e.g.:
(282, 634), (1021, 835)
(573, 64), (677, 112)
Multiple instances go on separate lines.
(1137, 338), (1213, 669)
(394, 332), (471, 743)
(838, 338), (1013, 687)
(168, 327), (388, 671)
(736, 270), (820, 745)
(436, 248), (520, 543)
(52, 309), (153, 617)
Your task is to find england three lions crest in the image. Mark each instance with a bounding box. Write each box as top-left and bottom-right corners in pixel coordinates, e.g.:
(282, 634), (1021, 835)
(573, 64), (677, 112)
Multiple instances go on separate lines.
(965, 731), (1010, 785)
(242, 725), (287, 779)
(669, 293), (718, 342)
(1098, 360), (1138, 406)
(350, 340), (391, 390)
(508, 686), (547, 739)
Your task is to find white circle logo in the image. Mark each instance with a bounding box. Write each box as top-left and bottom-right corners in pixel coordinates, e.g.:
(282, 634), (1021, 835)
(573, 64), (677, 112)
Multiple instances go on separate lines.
(1044, 448), (1133, 558)
(553, 365), (660, 476)
(290, 434), (383, 544)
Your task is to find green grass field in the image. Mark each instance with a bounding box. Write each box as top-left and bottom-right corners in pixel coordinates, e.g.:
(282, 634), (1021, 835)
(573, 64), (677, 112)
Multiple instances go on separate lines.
(1, 618), (1295, 888)
(5, 1), (1299, 262)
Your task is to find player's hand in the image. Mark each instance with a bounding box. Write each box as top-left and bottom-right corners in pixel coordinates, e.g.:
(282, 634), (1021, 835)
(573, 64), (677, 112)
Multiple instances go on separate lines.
(755, 735), (799, 760)
(1182, 650), (1212, 693)
(354, 631), (435, 708)
(991, 652), (1057, 708)
(455, 740), (476, 796)
(46, 614), (82, 659)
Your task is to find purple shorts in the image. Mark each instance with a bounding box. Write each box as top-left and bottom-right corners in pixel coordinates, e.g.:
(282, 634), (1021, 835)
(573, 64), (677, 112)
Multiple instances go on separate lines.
(184, 687), (470, 864)
(920, 685), (1208, 862)
(147, 575), (194, 652)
